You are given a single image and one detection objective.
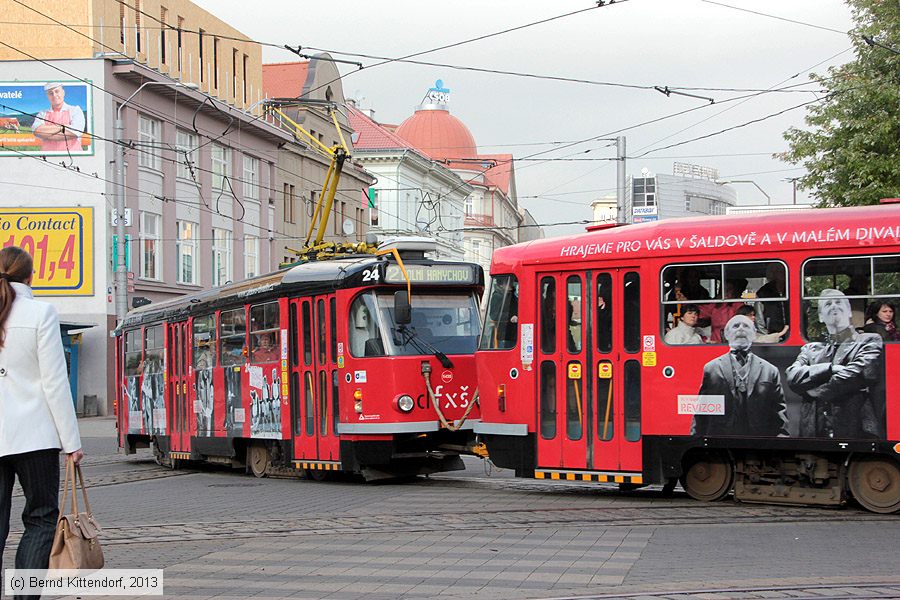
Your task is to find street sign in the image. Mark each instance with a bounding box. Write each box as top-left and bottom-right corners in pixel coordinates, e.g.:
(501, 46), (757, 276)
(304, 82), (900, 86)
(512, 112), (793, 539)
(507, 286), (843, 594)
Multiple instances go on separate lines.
(111, 208), (132, 227)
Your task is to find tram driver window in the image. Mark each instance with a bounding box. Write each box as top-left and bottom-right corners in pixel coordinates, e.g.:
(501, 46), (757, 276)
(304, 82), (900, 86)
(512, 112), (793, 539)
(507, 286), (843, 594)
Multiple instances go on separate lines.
(661, 261), (789, 344)
(192, 315), (216, 370)
(124, 330), (142, 376)
(348, 294), (382, 357)
(250, 302), (281, 364)
(802, 255), (900, 342)
(143, 325), (164, 373)
(480, 275), (518, 350)
(220, 308), (247, 366)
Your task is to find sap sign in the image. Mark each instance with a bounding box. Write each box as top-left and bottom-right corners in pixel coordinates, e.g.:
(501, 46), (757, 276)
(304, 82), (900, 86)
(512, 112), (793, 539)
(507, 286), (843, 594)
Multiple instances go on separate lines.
(633, 206), (658, 216)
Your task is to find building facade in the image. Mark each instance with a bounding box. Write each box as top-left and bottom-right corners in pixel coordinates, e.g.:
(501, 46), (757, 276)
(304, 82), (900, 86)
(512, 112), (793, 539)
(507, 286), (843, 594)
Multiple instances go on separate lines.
(0, 0), (290, 414)
(625, 164), (737, 224)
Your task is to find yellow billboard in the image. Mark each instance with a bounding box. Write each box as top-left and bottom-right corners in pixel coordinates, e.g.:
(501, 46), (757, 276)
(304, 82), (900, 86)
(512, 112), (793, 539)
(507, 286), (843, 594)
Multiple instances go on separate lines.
(0, 207), (93, 295)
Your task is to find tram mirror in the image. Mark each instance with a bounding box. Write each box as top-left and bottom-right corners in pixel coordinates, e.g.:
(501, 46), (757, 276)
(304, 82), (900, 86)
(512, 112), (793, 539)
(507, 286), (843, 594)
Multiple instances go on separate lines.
(132, 296), (151, 308)
(394, 290), (411, 325)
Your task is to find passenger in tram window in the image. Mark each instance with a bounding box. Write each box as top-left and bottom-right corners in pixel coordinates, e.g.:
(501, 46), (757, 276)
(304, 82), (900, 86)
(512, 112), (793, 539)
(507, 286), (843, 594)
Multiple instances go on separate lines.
(735, 305), (788, 343)
(754, 264), (787, 336)
(786, 289), (883, 439)
(691, 315), (788, 437)
(700, 278), (748, 343)
(863, 300), (900, 342)
(664, 304), (705, 345)
(666, 266), (712, 302)
(843, 271), (870, 328)
(252, 332), (279, 363)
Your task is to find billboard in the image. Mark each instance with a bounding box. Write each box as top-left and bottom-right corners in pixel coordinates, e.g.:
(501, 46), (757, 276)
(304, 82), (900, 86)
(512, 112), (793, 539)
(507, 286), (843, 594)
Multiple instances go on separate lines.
(0, 81), (93, 156)
(0, 207), (93, 295)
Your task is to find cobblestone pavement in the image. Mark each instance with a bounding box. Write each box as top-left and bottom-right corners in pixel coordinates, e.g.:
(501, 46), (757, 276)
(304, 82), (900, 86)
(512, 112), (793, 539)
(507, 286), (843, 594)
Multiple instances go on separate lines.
(2, 418), (899, 600)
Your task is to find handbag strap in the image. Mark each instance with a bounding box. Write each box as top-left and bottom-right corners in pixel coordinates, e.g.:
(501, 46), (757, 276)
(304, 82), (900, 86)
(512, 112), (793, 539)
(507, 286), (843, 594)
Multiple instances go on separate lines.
(74, 463), (93, 519)
(58, 456), (75, 523)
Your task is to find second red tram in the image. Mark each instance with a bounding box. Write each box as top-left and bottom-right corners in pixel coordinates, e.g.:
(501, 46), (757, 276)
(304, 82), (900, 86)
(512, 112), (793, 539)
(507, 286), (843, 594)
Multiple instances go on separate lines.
(475, 204), (900, 513)
(116, 240), (484, 480)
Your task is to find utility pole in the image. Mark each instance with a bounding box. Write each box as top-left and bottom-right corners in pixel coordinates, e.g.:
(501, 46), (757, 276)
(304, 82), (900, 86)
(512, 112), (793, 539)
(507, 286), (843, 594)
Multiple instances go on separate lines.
(785, 177), (800, 204)
(616, 136), (626, 223)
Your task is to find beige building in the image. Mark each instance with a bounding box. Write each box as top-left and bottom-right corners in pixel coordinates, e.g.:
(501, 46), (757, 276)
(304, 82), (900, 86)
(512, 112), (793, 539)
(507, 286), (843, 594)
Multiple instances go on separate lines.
(0, 0), (262, 110)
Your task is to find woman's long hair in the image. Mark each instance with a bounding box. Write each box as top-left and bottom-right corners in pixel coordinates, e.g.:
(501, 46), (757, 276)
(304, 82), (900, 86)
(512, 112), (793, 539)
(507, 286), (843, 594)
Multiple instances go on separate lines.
(865, 300), (896, 326)
(0, 246), (34, 349)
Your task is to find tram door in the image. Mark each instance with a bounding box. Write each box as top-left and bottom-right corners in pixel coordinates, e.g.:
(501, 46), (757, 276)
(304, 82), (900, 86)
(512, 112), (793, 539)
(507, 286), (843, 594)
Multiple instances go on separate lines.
(536, 272), (588, 469)
(167, 320), (191, 453)
(593, 269), (643, 473)
(289, 296), (340, 462)
(535, 270), (643, 473)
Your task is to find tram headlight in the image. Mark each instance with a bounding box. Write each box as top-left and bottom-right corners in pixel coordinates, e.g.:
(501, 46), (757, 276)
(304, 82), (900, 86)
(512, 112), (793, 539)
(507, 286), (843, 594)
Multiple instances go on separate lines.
(395, 394), (415, 414)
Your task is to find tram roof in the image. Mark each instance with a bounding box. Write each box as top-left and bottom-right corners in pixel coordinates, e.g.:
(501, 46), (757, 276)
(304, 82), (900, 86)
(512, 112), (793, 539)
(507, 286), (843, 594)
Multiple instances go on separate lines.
(491, 204), (900, 273)
(119, 255), (382, 329)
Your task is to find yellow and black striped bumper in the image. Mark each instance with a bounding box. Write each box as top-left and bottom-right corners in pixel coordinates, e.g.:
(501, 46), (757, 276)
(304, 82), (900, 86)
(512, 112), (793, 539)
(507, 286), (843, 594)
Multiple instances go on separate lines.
(535, 469), (643, 484)
(293, 460), (342, 471)
(169, 452), (192, 460)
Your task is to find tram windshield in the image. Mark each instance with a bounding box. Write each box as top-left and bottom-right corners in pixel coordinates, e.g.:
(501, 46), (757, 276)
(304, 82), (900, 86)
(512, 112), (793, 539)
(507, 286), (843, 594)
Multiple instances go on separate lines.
(349, 291), (482, 357)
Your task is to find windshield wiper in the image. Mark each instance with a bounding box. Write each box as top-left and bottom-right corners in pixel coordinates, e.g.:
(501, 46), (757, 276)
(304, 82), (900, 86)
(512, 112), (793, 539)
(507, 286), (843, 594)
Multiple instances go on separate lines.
(396, 324), (453, 369)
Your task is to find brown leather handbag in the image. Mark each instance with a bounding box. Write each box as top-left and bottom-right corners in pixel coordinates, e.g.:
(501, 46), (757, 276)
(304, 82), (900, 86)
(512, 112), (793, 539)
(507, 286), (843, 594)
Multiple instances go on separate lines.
(48, 457), (104, 570)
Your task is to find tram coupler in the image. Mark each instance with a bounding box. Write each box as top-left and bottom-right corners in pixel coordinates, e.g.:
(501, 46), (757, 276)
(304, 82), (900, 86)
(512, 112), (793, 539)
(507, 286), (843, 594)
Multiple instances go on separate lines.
(421, 360), (432, 375)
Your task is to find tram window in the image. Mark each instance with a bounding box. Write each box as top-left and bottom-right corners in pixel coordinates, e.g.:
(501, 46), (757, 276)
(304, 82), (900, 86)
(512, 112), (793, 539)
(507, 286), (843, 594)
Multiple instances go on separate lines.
(623, 272), (641, 353)
(124, 329), (142, 376)
(317, 299), (327, 365)
(302, 302), (313, 365)
(332, 370), (340, 436)
(661, 261), (787, 344)
(566, 362), (583, 441)
(220, 308), (246, 366)
(348, 294), (381, 357)
(803, 254), (900, 341)
(623, 360), (641, 442)
(304, 371), (314, 436)
(539, 361), (556, 440)
(290, 371), (301, 435)
(481, 275), (518, 350)
(318, 370), (328, 436)
(566, 276), (582, 353)
(289, 304), (299, 368)
(539, 277), (556, 354)
(330, 298), (337, 364)
(192, 315), (216, 370)
(250, 302), (280, 364)
(144, 325), (164, 373)
(596, 274), (613, 354)
(596, 365), (614, 441)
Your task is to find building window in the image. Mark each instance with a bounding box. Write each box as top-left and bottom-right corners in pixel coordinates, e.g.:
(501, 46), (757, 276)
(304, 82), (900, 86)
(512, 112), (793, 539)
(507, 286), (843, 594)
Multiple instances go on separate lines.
(465, 195), (474, 215)
(138, 115), (161, 170)
(232, 48), (238, 98)
(198, 29), (205, 83)
(213, 37), (219, 90)
(211, 143), (231, 190)
(370, 188), (378, 226)
(471, 239), (481, 262)
(139, 212), (161, 280)
(175, 129), (197, 180)
(243, 155), (259, 201)
(212, 228), (232, 286)
(245, 235), (259, 279)
(177, 16), (184, 72)
(284, 183), (295, 224)
(135, 0), (142, 53)
(160, 7), (168, 65)
(632, 177), (656, 207)
(176, 220), (198, 285)
(242, 54), (248, 103)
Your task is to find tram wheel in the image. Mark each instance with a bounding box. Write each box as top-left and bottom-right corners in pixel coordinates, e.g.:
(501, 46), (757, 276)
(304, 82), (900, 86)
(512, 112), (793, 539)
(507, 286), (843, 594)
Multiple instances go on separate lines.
(681, 452), (734, 502)
(247, 444), (270, 478)
(848, 457), (900, 514)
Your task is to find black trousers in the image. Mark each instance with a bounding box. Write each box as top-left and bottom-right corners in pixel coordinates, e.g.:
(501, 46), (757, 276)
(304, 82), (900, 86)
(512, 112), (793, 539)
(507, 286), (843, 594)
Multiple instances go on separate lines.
(0, 449), (60, 599)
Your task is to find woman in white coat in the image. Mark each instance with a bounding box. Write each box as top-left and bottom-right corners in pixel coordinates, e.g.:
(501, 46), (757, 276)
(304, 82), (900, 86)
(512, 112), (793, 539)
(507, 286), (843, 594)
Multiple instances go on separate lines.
(0, 246), (83, 583)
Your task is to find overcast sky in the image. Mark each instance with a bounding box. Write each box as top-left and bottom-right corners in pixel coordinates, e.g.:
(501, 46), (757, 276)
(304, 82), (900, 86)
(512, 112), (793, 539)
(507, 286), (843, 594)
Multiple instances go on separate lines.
(196, 0), (856, 235)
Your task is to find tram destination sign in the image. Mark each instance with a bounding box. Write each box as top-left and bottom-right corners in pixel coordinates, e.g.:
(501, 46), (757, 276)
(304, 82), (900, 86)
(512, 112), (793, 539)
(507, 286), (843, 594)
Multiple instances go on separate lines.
(385, 263), (476, 285)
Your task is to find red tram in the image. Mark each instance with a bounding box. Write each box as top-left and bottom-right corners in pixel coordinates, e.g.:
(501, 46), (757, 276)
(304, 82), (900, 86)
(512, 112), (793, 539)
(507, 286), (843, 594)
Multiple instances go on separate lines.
(475, 204), (900, 513)
(116, 239), (484, 480)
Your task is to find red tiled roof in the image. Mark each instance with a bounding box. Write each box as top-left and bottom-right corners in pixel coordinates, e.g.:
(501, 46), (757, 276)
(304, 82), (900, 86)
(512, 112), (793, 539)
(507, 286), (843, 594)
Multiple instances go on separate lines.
(395, 109), (477, 160)
(347, 105), (417, 151)
(262, 61), (310, 98)
(479, 153), (514, 196)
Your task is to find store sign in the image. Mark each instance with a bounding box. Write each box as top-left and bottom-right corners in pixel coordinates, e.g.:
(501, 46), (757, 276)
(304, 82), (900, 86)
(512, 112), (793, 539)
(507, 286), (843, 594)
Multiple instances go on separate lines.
(0, 207), (93, 295)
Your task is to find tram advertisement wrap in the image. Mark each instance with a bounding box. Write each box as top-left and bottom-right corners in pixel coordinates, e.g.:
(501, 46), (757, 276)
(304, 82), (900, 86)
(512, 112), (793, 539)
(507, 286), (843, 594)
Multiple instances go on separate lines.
(682, 310), (886, 440)
(0, 207), (93, 295)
